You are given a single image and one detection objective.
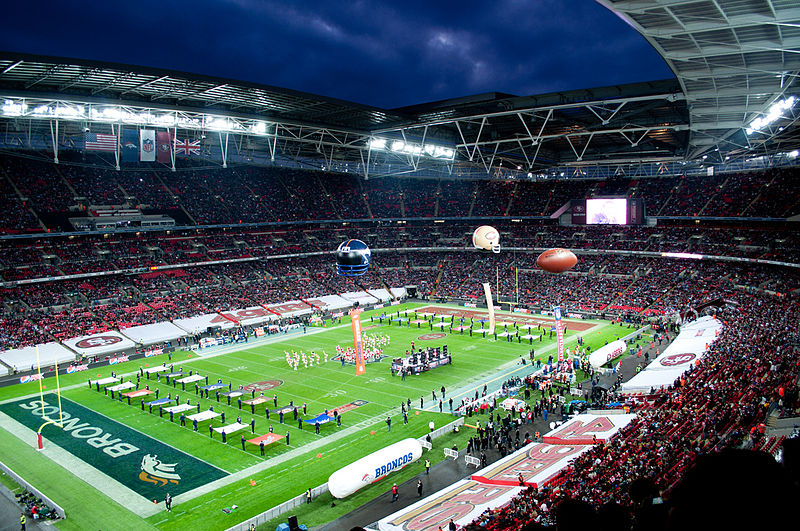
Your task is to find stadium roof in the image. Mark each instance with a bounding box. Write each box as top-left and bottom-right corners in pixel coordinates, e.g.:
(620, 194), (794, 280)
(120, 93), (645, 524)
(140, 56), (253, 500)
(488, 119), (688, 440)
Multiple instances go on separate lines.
(600, 0), (800, 159)
(0, 1), (798, 178)
(0, 52), (408, 131)
(0, 52), (693, 176)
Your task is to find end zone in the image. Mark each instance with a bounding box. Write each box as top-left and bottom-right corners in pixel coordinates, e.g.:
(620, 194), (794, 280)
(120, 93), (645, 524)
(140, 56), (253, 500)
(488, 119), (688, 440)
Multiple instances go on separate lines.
(0, 394), (227, 506)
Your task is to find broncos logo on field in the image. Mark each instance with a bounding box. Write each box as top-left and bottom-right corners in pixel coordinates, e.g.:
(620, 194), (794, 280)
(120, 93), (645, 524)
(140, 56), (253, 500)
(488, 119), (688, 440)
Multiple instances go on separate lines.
(138, 454), (181, 487)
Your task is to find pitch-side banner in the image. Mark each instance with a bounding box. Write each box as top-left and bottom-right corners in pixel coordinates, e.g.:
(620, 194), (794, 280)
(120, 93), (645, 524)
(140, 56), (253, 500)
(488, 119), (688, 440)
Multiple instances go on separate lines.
(482, 282), (495, 334)
(139, 129), (156, 161)
(350, 308), (366, 375)
(554, 306), (564, 361)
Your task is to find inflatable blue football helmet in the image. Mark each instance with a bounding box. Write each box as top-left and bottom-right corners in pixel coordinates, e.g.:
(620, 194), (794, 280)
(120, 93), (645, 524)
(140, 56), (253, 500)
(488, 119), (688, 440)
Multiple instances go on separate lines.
(336, 239), (371, 276)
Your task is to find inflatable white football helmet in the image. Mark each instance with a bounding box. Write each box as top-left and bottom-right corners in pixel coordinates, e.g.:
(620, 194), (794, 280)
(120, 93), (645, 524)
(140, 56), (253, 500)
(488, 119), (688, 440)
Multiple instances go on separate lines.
(472, 225), (501, 253)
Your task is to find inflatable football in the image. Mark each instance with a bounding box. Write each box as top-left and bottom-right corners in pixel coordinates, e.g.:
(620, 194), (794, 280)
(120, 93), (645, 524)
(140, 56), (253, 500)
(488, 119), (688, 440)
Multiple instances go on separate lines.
(536, 248), (577, 273)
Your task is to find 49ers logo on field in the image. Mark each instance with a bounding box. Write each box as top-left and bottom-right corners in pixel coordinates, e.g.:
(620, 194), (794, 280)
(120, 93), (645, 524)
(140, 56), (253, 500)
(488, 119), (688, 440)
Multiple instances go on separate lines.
(659, 353), (697, 366)
(242, 380), (283, 392)
(76, 335), (123, 349)
(418, 333), (446, 340)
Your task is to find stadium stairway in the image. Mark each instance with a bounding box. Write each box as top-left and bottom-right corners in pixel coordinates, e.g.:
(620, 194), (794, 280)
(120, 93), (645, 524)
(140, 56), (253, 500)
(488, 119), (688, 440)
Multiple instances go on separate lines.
(0, 165), (48, 232)
(742, 171), (778, 216)
(53, 165), (78, 201)
(503, 182), (517, 215)
(697, 173), (731, 216)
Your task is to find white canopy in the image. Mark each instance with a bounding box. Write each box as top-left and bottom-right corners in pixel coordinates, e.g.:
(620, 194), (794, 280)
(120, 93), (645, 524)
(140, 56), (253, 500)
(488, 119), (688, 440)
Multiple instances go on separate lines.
(121, 322), (186, 345)
(0, 342), (75, 370)
(63, 331), (135, 356)
(621, 316), (722, 394)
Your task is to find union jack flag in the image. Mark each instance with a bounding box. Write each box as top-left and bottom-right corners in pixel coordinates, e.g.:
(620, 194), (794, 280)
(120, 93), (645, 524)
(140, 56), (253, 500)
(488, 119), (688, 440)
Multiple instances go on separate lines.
(173, 138), (201, 155)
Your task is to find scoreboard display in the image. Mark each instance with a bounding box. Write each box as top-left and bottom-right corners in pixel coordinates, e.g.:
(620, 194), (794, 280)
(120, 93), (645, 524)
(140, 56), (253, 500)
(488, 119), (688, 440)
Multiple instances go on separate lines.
(571, 198), (644, 225)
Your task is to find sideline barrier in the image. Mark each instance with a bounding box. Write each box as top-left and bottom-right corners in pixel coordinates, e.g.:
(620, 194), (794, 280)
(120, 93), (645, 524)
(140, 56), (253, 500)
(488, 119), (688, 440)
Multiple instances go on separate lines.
(444, 448), (458, 460)
(465, 455), (481, 468)
(225, 417), (464, 531)
(0, 460), (66, 519)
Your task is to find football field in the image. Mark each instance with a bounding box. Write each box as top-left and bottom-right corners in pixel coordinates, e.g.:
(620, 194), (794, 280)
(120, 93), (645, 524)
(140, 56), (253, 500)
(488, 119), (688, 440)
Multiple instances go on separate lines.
(0, 302), (636, 530)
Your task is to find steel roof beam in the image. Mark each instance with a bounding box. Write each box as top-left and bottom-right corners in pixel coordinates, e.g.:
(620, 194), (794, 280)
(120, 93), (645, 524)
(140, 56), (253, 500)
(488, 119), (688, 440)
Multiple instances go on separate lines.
(116, 75), (170, 96)
(370, 93), (684, 134)
(57, 68), (102, 91)
(454, 124), (687, 149)
(24, 64), (66, 88)
(0, 60), (23, 75)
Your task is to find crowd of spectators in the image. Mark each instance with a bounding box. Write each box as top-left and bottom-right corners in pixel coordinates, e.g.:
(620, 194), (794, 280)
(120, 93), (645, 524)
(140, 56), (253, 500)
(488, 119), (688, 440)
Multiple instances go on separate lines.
(468, 289), (799, 530)
(2, 154), (799, 232)
(3, 223), (798, 284)
(0, 155), (797, 528)
(3, 239), (795, 351)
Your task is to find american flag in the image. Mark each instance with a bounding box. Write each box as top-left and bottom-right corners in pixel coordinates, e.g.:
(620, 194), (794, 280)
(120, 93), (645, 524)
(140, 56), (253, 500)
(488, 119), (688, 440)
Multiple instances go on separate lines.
(174, 138), (201, 155)
(85, 133), (117, 152)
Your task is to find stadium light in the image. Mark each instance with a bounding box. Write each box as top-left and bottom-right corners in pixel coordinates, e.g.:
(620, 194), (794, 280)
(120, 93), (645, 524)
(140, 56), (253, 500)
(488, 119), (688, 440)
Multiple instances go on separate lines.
(90, 107), (121, 121)
(368, 138), (386, 150)
(746, 96), (796, 135)
(29, 103), (84, 119)
(54, 104), (85, 119)
(153, 114), (176, 127)
(207, 117), (230, 130)
(369, 137), (455, 160)
(123, 112), (151, 124)
(250, 121), (267, 135)
(2, 99), (26, 116)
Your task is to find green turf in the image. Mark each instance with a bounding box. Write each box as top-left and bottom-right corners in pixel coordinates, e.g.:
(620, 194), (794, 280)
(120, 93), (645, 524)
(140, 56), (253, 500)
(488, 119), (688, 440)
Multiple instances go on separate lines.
(257, 428), (475, 530)
(0, 428), (156, 531)
(0, 469), (23, 495)
(0, 302), (642, 529)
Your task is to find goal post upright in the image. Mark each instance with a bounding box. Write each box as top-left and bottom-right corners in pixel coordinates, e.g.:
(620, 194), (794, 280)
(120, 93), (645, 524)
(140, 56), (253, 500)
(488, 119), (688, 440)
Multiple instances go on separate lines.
(35, 345), (64, 450)
(495, 265), (520, 307)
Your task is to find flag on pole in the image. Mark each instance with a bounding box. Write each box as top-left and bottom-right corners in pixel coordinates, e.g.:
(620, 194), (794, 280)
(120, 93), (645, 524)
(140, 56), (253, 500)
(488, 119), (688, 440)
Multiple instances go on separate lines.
(139, 130), (156, 161)
(554, 306), (565, 362)
(121, 129), (138, 162)
(350, 308), (366, 376)
(85, 133), (117, 152)
(174, 138), (201, 156)
(482, 282), (496, 334)
(156, 131), (171, 163)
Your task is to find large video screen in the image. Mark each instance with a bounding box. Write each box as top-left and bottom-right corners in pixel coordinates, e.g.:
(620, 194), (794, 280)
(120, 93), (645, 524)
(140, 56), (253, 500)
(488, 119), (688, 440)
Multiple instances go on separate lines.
(586, 198), (628, 225)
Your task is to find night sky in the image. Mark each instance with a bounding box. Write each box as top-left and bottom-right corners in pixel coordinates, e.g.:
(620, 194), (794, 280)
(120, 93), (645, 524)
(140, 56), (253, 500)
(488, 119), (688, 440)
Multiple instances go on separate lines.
(1, 0), (673, 108)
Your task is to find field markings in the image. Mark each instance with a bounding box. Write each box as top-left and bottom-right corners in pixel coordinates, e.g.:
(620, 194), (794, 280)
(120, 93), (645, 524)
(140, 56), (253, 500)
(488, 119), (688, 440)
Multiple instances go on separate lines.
(4, 305), (623, 518)
(73, 390), (267, 469)
(419, 321), (613, 411)
(171, 407), (410, 505)
(0, 410), (163, 517)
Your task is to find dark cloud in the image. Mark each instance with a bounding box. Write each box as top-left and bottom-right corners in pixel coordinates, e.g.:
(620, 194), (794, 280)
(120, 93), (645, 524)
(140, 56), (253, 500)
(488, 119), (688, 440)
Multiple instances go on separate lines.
(0, 0), (673, 108)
